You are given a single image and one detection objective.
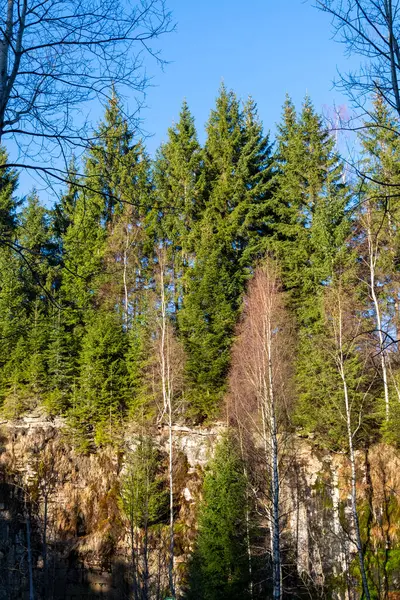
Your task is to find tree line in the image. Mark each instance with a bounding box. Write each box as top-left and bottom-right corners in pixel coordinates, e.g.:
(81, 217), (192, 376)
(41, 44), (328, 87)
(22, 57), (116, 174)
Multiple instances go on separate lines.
(1, 83), (400, 597)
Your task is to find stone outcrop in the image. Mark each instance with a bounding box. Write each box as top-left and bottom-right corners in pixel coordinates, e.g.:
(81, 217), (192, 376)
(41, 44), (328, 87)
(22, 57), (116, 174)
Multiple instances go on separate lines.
(0, 410), (399, 598)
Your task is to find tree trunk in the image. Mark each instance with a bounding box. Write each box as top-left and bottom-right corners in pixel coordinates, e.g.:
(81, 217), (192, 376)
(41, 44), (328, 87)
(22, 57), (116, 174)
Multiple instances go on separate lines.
(159, 259), (175, 598)
(130, 521), (139, 600)
(238, 429), (254, 598)
(0, 0), (13, 138)
(43, 494), (48, 599)
(267, 324), (282, 600)
(26, 513), (35, 600)
(338, 347), (371, 600)
(367, 216), (390, 420)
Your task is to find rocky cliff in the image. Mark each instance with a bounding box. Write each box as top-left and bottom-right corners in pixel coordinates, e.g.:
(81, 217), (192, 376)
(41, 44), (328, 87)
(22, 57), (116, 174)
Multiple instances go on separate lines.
(0, 410), (399, 599)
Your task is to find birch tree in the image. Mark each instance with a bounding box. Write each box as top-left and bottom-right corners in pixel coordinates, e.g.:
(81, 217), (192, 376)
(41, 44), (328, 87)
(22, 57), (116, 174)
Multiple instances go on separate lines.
(229, 261), (293, 600)
(324, 280), (373, 600)
(154, 246), (184, 599)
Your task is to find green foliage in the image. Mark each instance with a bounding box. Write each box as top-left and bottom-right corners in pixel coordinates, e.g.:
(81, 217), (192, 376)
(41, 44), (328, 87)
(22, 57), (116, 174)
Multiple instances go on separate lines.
(68, 310), (128, 449)
(151, 100), (204, 313)
(186, 433), (250, 600)
(272, 95), (349, 326)
(120, 436), (168, 528)
(179, 86), (273, 418)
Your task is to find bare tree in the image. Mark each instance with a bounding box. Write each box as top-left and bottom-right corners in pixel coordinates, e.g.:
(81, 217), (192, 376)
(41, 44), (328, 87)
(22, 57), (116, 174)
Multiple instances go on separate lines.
(361, 200), (391, 420)
(154, 246), (184, 600)
(324, 279), (372, 600)
(0, 0), (173, 179)
(316, 0), (400, 123)
(228, 260), (294, 600)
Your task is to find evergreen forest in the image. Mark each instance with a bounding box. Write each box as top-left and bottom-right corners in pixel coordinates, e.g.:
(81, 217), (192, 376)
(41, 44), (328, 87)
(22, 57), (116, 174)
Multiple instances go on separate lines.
(2, 2), (400, 595)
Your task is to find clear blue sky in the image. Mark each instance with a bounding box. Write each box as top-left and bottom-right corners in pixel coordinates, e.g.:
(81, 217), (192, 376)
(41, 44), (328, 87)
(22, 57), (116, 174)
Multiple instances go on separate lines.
(140, 0), (357, 154)
(17, 0), (359, 198)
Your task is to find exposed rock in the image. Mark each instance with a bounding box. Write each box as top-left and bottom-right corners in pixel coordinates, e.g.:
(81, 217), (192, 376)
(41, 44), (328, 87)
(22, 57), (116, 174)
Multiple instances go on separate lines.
(0, 413), (399, 598)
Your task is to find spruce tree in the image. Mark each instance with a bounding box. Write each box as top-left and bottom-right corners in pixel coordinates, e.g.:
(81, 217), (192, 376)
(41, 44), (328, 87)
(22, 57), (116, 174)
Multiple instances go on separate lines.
(45, 306), (76, 415)
(152, 100), (204, 315)
(179, 86), (273, 417)
(187, 433), (250, 600)
(0, 151), (23, 405)
(272, 96), (349, 325)
(2, 193), (56, 413)
(61, 89), (148, 324)
(69, 309), (128, 450)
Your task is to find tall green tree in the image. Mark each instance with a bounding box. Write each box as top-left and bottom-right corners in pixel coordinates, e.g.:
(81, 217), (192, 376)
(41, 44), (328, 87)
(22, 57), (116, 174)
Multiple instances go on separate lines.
(69, 309), (128, 450)
(179, 86), (273, 417)
(2, 193), (57, 412)
(187, 433), (250, 600)
(272, 96), (349, 325)
(152, 100), (204, 314)
(61, 89), (149, 325)
(0, 150), (23, 404)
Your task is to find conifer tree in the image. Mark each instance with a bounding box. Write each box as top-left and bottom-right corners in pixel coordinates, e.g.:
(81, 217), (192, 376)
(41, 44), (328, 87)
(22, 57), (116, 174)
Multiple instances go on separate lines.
(45, 306), (76, 415)
(0, 149), (21, 402)
(272, 96), (349, 325)
(69, 310), (128, 449)
(152, 100), (204, 314)
(187, 433), (250, 600)
(2, 193), (56, 412)
(179, 86), (273, 417)
(104, 140), (152, 326)
(61, 89), (149, 325)
(53, 157), (80, 246)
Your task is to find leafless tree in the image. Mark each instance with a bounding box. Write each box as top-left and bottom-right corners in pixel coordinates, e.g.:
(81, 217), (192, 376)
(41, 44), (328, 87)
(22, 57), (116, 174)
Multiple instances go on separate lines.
(316, 0), (400, 125)
(154, 246), (185, 600)
(324, 279), (372, 600)
(0, 0), (173, 180)
(228, 260), (294, 600)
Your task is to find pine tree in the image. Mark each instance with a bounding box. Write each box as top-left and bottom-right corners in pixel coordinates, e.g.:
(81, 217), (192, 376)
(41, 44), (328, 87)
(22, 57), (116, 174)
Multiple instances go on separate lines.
(187, 433), (250, 600)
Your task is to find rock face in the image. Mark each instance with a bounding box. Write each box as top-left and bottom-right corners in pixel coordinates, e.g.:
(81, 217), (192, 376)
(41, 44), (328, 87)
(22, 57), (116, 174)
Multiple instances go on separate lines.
(0, 411), (399, 599)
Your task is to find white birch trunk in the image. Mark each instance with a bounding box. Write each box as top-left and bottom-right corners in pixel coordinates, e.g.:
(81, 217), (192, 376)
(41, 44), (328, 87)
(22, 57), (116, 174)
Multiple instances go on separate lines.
(337, 303), (371, 600)
(266, 317), (282, 600)
(159, 262), (175, 598)
(366, 214), (390, 420)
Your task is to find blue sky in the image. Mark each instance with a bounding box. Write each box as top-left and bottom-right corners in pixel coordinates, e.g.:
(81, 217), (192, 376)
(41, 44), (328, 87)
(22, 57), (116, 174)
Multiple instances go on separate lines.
(17, 0), (359, 198)
(140, 0), (357, 153)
